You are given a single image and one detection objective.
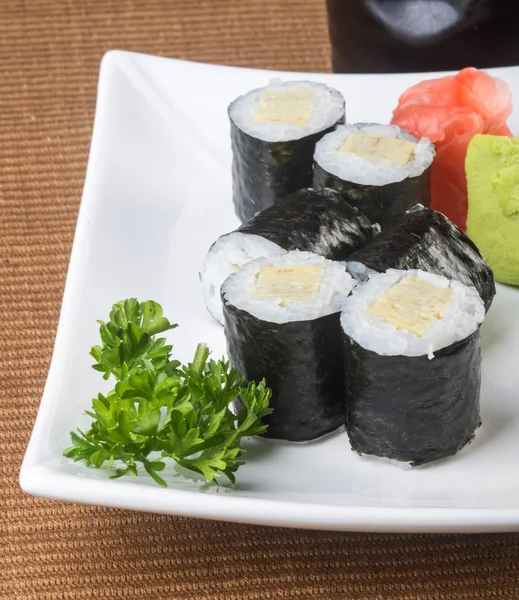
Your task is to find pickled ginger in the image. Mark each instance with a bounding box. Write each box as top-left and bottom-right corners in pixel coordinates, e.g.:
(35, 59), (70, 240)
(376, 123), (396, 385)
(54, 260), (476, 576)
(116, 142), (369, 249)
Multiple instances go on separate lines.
(391, 67), (513, 230)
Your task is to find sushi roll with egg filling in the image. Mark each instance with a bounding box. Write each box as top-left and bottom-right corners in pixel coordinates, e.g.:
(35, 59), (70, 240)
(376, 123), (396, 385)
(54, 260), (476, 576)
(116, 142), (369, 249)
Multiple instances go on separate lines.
(313, 123), (435, 227)
(201, 188), (374, 325)
(346, 205), (496, 312)
(229, 80), (345, 222)
(222, 251), (356, 442)
(341, 269), (485, 466)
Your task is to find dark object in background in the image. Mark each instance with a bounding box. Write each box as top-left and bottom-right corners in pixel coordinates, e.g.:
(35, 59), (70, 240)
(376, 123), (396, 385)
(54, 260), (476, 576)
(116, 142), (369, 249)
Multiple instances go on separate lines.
(238, 188), (375, 261)
(343, 328), (482, 465)
(223, 304), (345, 442)
(326, 0), (519, 73)
(347, 206), (496, 311)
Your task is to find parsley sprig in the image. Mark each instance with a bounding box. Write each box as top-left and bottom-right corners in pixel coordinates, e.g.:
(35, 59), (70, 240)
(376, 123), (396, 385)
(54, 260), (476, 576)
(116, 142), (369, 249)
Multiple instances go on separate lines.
(63, 299), (272, 486)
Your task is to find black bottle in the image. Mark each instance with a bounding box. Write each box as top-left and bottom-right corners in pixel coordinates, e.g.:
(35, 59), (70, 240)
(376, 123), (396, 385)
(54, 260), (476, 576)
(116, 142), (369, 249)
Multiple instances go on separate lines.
(327, 0), (519, 73)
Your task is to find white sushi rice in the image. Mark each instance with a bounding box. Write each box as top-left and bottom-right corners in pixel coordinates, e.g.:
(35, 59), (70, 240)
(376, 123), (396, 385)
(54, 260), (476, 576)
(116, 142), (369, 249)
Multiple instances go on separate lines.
(222, 251), (355, 324)
(201, 232), (283, 325)
(341, 269), (485, 359)
(314, 123), (436, 186)
(346, 260), (378, 282)
(228, 80), (345, 143)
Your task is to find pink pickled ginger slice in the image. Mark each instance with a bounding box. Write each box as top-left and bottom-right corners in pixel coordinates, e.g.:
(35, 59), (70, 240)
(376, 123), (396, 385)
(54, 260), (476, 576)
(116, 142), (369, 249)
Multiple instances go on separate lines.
(391, 68), (513, 230)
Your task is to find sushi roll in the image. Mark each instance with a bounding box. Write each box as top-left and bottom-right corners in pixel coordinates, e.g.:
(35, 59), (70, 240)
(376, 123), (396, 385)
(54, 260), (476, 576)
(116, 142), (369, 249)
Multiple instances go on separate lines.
(222, 251), (355, 442)
(341, 269), (485, 466)
(201, 188), (374, 325)
(346, 205), (496, 312)
(229, 81), (345, 222)
(313, 123), (435, 227)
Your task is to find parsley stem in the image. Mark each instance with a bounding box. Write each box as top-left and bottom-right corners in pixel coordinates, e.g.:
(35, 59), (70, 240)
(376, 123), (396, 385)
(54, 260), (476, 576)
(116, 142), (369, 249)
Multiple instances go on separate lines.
(192, 343), (210, 376)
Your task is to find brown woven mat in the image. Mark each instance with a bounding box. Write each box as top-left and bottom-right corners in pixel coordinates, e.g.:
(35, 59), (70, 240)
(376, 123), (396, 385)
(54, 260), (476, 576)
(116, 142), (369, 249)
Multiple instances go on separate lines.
(1, 1), (518, 598)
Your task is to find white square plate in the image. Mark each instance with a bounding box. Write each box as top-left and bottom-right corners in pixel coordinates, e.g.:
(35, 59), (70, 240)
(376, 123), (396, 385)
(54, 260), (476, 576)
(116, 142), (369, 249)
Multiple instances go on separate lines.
(20, 51), (519, 532)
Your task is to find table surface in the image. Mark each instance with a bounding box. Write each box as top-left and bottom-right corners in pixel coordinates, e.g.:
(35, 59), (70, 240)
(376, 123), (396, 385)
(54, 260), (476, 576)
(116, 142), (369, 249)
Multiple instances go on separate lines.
(1, 1), (519, 598)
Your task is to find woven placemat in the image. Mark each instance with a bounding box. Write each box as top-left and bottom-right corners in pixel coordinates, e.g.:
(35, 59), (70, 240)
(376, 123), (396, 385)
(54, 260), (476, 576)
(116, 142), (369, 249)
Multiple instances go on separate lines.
(1, 1), (518, 598)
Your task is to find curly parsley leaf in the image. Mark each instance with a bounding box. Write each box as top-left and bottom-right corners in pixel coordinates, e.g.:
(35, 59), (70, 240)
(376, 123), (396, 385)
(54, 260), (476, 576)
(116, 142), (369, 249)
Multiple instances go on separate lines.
(63, 299), (272, 486)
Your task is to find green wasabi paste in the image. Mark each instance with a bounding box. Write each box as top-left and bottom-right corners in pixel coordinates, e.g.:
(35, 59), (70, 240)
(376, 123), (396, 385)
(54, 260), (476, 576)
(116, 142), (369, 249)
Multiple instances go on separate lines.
(466, 134), (519, 286)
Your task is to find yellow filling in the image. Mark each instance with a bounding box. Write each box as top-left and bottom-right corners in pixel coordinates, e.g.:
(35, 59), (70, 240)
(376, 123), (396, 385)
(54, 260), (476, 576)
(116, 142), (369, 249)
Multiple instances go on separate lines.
(368, 276), (454, 338)
(252, 88), (315, 126)
(251, 265), (322, 302)
(340, 132), (416, 165)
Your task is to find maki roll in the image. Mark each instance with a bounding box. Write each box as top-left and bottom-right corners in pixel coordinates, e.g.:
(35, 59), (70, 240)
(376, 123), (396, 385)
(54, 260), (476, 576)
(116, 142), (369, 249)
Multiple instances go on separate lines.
(347, 205), (496, 312)
(201, 188), (374, 324)
(222, 251), (355, 442)
(229, 81), (345, 222)
(313, 123), (435, 227)
(341, 269), (485, 466)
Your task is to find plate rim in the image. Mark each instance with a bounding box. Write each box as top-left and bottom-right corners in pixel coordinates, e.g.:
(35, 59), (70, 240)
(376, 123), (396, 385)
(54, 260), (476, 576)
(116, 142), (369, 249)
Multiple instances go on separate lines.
(20, 462), (519, 533)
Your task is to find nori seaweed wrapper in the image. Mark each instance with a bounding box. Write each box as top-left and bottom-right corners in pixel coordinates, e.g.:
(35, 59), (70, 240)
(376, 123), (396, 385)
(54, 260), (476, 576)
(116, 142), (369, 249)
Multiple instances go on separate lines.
(313, 160), (431, 228)
(347, 206), (496, 312)
(230, 117), (344, 223)
(237, 188), (375, 261)
(343, 328), (482, 466)
(223, 301), (345, 442)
